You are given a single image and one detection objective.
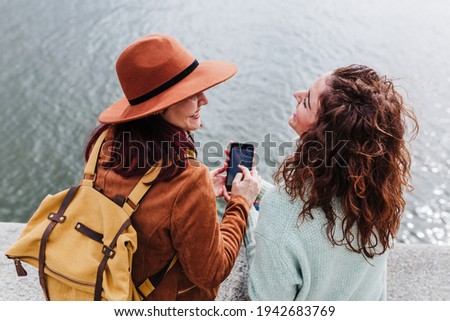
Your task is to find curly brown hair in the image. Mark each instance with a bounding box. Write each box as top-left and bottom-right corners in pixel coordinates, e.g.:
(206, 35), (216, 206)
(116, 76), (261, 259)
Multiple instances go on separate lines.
(274, 64), (419, 258)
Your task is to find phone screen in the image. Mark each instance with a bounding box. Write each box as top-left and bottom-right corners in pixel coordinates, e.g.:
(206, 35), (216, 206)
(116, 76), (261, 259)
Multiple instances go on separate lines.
(226, 143), (255, 191)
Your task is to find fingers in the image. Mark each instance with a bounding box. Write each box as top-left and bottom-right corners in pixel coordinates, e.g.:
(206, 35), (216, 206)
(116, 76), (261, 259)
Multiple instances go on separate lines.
(224, 140), (233, 157)
(233, 165), (259, 189)
(238, 165), (251, 178)
(224, 152), (230, 168)
(230, 166), (262, 207)
(222, 185), (231, 202)
(211, 164), (227, 178)
(216, 165), (227, 174)
(234, 172), (243, 183)
(210, 168), (220, 177)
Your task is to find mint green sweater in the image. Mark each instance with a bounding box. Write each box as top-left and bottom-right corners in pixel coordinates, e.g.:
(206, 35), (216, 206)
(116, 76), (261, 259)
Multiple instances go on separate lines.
(246, 186), (388, 301)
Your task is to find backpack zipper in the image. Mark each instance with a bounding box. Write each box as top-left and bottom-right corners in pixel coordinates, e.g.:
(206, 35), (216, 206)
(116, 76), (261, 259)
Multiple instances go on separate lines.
(13, 258), (27, 276)
(7, 256), (96, 287)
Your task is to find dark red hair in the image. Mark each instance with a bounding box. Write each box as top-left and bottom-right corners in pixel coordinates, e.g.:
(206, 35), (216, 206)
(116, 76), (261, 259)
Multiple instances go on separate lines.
(84, 114), (197, 183)
(274, 64), (419, 258)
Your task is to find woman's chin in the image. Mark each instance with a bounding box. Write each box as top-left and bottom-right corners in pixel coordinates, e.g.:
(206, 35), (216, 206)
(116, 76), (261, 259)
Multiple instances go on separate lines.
(288, 121), (303, 136)
(288, 117), (296, 130)
(187, 118), (202, 131)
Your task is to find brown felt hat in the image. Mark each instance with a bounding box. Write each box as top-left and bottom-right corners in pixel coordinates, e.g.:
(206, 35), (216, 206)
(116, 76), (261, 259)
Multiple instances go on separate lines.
(98, 34), (238, 124)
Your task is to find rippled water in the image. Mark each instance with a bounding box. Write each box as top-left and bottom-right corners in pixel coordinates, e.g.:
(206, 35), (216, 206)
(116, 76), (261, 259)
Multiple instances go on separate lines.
(1, 0), (450, 245)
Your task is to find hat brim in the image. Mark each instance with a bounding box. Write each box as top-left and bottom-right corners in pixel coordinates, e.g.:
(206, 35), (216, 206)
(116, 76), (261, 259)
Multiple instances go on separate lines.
(98, 60), (237, 124)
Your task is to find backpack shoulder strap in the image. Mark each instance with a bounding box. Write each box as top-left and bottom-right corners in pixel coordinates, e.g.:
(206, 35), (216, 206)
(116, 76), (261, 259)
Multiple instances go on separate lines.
(81, 129), (109, 187)
(122, 160), (162, 216)
(123, 160), (178, 299)
(137, 253), (178, 299)
(123, 160), (179, 299)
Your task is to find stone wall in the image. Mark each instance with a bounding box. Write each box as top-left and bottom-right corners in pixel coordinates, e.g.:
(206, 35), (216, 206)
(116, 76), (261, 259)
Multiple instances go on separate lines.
(1, 222), (449, 301)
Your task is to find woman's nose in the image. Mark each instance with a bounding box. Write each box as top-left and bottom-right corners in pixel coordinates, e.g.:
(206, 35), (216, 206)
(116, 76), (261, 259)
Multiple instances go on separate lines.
(197, 92), (208, 106)
(294, 91), (307, 103)
(293, 91), (306, 102)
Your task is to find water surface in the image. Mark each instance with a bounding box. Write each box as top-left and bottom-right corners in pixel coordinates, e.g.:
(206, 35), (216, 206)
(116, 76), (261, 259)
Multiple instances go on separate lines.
(1, 0), (450, 245)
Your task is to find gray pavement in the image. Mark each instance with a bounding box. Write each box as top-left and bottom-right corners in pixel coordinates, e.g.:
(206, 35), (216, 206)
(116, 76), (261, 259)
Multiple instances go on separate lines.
(1, 222), (449, 301)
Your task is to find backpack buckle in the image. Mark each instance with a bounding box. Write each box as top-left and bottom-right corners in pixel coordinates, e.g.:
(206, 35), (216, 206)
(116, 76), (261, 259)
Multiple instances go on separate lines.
(123, 198), (140, 214)
(102, 245), (116, 258)
(48, 212), (66, 223)
(113, 194), (126, 206)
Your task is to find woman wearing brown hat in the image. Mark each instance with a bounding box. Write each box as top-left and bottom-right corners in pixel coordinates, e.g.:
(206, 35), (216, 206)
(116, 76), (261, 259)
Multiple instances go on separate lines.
(246, 65), (418, 300)
(84, 34), (261, 300)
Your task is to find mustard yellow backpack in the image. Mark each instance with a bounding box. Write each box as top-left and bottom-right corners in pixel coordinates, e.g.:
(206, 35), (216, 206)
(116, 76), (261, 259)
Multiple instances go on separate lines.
(5, 130), (176, 300)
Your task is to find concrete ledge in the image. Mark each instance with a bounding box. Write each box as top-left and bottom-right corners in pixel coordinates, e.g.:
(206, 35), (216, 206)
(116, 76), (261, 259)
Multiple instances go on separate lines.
(1, 222), (449, 301)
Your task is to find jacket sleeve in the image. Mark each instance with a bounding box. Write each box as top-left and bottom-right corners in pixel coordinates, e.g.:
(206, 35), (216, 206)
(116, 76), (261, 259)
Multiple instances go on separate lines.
(170, 164), (250, 289)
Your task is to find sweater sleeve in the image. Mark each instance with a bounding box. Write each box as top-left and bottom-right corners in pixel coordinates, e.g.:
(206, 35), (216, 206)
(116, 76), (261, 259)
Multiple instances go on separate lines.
(244, 206), (259, 264)
(170, 164), (250, 289)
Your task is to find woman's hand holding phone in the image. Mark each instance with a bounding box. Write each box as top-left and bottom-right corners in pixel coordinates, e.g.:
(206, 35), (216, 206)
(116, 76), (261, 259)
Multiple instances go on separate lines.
(222, 165), (261, 207)
(212, 141), (261, 205)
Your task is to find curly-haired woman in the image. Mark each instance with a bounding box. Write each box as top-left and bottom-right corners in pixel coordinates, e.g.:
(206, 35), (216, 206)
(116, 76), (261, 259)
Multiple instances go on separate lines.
(246, 65), (418, 300)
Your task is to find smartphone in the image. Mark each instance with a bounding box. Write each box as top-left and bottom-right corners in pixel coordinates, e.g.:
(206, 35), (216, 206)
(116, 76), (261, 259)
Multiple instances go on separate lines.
(225, 143), (255, 192)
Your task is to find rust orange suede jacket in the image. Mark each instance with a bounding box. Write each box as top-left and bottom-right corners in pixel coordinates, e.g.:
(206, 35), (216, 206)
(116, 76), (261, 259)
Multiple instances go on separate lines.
(91, 131), (250, 300)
